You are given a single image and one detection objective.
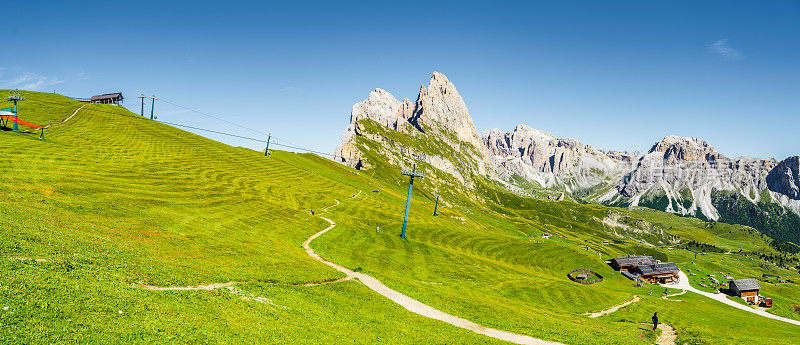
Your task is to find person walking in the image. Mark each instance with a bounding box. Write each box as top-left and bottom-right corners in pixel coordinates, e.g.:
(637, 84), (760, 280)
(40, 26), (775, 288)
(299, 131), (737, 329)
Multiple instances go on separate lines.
(651, 312), (659, 330)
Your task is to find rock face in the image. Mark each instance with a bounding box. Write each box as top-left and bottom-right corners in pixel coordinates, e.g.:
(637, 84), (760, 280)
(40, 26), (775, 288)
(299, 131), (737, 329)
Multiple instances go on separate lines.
(483, 124), (636, 191)
(411, 72), (484, 150)
(767, 156), (800, 200)
(608, 136), (777, 220)
(333, 71), (799, 223)
(334, 72), (486, 184)
(334, 89), (415, 169)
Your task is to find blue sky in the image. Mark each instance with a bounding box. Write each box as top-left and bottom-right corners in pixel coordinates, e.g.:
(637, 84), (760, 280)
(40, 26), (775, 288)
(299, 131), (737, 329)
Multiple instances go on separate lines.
(2, 1), (798, 159)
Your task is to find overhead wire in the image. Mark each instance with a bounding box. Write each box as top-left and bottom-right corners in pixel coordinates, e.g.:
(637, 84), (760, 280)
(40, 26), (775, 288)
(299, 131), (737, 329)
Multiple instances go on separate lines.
(154, 97), (326, 154)
(156, 120), (343, 159)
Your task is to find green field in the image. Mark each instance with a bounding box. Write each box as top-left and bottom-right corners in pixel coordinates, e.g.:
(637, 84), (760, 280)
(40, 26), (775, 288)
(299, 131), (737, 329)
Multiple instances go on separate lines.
(2, 90), (799, 344)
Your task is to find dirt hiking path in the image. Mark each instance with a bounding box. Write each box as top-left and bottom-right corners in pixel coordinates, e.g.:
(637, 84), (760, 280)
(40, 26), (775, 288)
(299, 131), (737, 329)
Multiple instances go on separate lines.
(44, 105), (85, 129)
(586, 296), (639, 318)
(656, 323), (677, 345)
(304, 195), (563, 345)
(138, 282), (236, 291)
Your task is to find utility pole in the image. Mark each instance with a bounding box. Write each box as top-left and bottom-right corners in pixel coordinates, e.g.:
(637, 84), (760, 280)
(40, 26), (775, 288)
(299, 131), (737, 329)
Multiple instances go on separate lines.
(138, 95), (146, 117)
(265, 133), (271, 156)
(400, 164), (425, 239)
(433, 194), (440, 216)
(150, 96), (157, 120)
(5, 93), (25, 132)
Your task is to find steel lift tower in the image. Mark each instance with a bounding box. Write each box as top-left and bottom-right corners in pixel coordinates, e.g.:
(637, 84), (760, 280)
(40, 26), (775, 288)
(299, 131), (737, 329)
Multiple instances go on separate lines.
(5, 93), (25, 132)
(400, 164), (425, 239)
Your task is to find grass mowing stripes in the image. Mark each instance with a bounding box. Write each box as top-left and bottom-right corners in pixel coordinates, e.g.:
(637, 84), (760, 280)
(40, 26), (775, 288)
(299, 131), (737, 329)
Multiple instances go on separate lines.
(1, 90), (799, 344)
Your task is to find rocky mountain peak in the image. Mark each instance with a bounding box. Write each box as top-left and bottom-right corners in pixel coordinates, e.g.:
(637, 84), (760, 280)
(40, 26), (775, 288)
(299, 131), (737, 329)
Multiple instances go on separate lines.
(482, 124), (636, 191)
(411, 72), (483, 150)
(767, 156), (800, 200)
(334, 72), (486, 177)
(648, 135), (722, 163)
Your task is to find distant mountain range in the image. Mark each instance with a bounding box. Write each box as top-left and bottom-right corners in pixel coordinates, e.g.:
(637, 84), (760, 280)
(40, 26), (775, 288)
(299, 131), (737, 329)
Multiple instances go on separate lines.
(335, 72), (800, 244)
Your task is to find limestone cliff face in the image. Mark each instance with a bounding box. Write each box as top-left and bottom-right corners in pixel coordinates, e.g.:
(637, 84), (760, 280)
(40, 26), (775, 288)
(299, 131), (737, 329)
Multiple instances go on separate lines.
(609, 136), (778, 220)
(332, 72), (799, 221)
(411, 72), (484, 151)
(334, 89), (414, 169)
(767, 156), (800, 200)
(482, 125), (636, 192)
(333, 72), (486, 185)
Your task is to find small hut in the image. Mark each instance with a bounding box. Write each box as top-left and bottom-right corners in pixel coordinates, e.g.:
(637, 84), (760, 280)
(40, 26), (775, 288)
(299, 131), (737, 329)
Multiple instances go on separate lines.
(90, 92), (124, 105)
(610, 256), (656, 271)
(729, 279), (761, 303)
(636, 263), (679, 284)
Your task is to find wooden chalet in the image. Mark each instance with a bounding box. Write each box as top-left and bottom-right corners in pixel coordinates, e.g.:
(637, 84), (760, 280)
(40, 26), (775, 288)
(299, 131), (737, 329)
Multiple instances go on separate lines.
(610, 256), (656, 271)
(635, 263), (679, 284)
(729, 279), (761, 303)
(90, 92), (124, 105)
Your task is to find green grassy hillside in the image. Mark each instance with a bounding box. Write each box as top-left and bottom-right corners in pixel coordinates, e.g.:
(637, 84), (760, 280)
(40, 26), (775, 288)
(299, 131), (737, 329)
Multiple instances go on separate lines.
(2, 90), (799, 344)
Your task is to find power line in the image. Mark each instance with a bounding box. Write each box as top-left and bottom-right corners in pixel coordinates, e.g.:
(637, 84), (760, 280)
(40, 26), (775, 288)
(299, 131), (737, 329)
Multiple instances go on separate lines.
(155, 97), (304, 149)
(157, 98), (267, 137)
(157, 120), (341, 159)
(158, 121), (265, 142)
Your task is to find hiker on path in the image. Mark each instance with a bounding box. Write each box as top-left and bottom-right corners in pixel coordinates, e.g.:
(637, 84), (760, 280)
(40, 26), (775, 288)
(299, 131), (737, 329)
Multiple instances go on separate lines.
(376, 226), (380, 233)
(652, 312), (659, 330)
(664, 288), (668, 296)
(310, 209), (315, 215)
(649, 289), (652, 295)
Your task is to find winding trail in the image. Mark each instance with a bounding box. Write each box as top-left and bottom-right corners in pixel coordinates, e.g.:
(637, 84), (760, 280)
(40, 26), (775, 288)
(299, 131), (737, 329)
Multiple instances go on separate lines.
(304, 195), (562, 345)
(138, 282), (236, 291)
(44, 105), (85, 129)
(661, 271), (800, 326)
(585, 296), (639, 318)
(655, 323), (677, 345)
(661, 290), (686, 302)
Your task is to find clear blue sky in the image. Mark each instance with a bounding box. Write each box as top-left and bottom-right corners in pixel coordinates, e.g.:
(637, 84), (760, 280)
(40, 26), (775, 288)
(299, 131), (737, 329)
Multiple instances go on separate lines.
(3, 1), (798, 159)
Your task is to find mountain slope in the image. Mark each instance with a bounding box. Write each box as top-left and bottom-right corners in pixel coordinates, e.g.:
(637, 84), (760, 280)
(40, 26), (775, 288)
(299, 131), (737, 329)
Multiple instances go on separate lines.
(332, 74), (800, 245)
(3, 90), (800, 344)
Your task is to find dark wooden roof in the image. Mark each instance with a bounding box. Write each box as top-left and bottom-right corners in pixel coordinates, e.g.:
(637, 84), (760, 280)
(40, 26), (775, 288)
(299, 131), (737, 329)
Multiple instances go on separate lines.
(638, 263), (679, 276)
(612, 256), (656, 266)
(730, 278), (761, 291)
(90, 93), (123, 101)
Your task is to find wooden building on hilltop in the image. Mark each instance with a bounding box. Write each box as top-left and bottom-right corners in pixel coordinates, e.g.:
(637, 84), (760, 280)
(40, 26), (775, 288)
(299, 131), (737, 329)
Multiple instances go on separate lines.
(729, 279), (761, 303)
(610, 256), (656, 271)
(636, 263), (679, 284)
(90, 92), (124, 105)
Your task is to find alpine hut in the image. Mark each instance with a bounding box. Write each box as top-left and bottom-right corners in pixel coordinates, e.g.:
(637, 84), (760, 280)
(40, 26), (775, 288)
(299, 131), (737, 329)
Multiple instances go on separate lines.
(610, 256), (656, 271)
(729, 279), (761, 303)
(636, 263), (679, 284)
(90, 92), (124, 105)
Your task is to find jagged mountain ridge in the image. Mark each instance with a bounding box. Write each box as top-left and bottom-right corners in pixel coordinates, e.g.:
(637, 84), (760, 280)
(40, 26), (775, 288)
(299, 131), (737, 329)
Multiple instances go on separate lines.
(483, 124), (638, 193)
(334, 72), (486, 186)
(333, 72), (800, 242)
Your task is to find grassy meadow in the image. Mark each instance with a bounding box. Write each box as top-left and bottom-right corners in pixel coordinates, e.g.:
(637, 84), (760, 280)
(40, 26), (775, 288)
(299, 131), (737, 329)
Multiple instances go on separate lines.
(1, 90), (799, 344)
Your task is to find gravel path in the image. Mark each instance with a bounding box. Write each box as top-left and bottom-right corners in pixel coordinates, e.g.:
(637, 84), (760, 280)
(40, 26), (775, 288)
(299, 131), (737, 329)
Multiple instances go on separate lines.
(44, 105), (85, 129)
(661, 271), (800, 326)
(585, 295), (640, 318)
(138, 282), (236, 291)
(661, 290), (686, 302)
(304, 196), (563, 345)
(655, 323), (677, 345)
